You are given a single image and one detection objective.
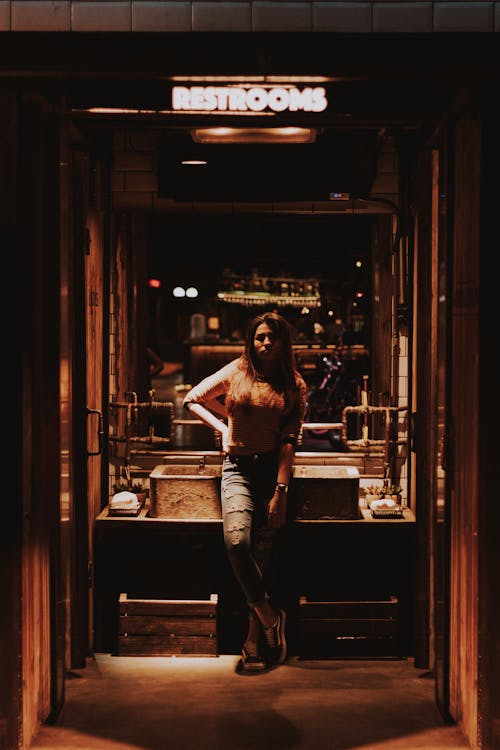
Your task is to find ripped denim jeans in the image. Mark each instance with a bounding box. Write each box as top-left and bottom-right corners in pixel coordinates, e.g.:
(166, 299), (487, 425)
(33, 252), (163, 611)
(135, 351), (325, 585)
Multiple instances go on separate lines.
(221, 451), (281, 608)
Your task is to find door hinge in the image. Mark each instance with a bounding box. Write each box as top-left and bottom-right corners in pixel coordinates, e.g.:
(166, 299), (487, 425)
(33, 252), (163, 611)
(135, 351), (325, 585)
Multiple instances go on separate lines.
(88, 561), (94, 589)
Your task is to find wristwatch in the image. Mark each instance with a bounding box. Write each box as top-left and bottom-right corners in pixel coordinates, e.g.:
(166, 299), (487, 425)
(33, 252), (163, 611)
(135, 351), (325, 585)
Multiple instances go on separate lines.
(276, 483), (289, 494)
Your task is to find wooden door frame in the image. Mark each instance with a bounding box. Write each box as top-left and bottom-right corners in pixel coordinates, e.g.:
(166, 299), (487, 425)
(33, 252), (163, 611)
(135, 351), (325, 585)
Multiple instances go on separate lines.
(70, 146), (91, 669)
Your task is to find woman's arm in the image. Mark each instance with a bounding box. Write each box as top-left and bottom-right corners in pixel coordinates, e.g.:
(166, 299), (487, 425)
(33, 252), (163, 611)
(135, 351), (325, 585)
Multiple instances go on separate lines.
(182, 360), (237, 453)
(186, 402), (229, 452)
(267, 441), (295, 529)
(276, 440), (295, 486)
(268, 376), (307, 529)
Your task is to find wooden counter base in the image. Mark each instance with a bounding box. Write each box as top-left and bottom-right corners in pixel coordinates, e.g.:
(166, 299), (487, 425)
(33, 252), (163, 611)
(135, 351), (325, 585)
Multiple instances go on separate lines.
(94, 506), (416, 657)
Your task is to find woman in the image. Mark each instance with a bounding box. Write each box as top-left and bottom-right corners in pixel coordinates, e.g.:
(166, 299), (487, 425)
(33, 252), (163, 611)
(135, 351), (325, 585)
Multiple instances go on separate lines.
(183, 312), (307, 672)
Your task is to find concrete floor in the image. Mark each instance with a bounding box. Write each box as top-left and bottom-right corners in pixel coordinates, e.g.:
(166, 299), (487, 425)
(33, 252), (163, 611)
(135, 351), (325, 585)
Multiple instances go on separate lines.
(31, 654), (470, 750)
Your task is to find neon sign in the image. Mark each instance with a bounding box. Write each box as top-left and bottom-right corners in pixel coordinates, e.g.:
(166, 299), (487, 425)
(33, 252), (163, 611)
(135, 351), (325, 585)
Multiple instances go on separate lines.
(172, 86), (328, 113)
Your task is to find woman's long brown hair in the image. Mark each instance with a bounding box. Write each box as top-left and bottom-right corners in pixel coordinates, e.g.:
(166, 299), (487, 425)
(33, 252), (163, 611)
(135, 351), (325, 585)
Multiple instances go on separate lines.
(226, 312), (301, 416)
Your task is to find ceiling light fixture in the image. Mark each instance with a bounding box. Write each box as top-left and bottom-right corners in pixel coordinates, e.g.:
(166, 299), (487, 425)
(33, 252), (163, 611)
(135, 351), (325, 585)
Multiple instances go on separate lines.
(190, 127), (317, 144)
(170, 76), (331, 83)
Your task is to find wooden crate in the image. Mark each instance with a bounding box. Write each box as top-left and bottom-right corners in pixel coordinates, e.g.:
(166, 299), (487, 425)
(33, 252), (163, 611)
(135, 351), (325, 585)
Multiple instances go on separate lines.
(298, 595), (401, 658)
(118, 593), (218, 656)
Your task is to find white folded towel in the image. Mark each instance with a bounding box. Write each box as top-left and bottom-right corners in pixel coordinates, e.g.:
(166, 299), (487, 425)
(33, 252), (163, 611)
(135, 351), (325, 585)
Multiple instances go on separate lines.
(370, 498), (397, 509)
(110, 491), (140, 509)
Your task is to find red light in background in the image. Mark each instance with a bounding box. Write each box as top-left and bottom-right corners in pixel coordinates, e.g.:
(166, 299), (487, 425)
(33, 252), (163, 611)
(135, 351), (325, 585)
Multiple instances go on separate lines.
(149, 278), (161, 289)
(355, 291), (364, 299)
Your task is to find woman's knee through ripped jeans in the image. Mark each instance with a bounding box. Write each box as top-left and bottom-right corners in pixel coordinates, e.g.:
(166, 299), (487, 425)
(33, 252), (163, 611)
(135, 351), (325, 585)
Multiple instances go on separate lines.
(221, 452), (280, 607)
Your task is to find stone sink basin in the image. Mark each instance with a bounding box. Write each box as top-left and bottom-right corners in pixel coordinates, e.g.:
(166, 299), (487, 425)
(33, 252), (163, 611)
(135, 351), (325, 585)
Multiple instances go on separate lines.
(290, 465), (361, 520)
(149, 464), (222, 519)
(148, 461), (361, 521)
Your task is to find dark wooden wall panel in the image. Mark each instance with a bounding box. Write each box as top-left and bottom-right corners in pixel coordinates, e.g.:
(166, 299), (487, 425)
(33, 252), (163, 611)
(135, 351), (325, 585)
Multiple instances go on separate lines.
(0, 92), (17, 227)
(0, 85), (23, 750)
(477, 98), (500, 750)
(20, 99), (62, 745)
(449, 108), (480, 744)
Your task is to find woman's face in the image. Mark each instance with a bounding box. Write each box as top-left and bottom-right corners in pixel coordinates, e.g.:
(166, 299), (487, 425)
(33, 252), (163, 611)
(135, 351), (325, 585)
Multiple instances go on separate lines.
(253, 322), (282, 365)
